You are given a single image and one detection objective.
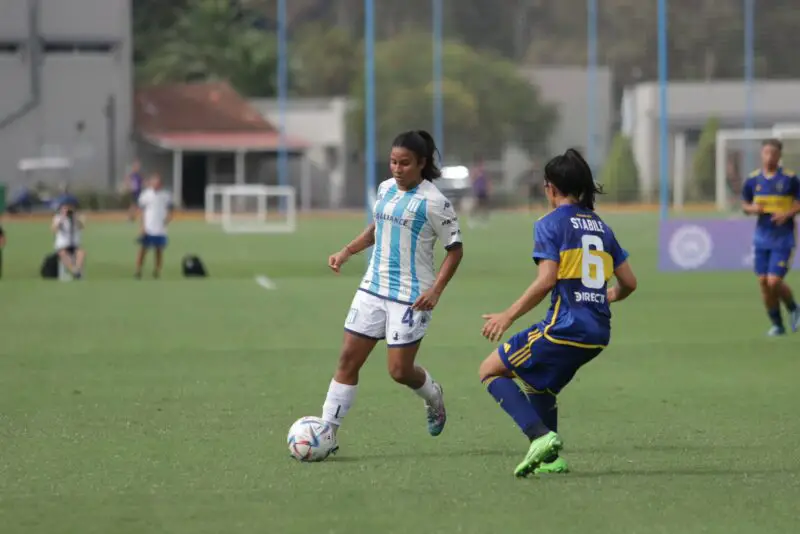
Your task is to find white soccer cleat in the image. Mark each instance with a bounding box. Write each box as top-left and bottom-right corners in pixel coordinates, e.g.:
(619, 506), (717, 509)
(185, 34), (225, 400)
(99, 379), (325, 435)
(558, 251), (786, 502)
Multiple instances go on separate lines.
(425, 382), (447, 437)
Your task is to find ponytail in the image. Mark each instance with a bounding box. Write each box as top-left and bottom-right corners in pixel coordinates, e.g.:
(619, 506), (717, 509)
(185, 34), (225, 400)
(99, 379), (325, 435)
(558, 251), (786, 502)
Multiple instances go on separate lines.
(544, 148), (604, 210)
(415, 130), (442, 180)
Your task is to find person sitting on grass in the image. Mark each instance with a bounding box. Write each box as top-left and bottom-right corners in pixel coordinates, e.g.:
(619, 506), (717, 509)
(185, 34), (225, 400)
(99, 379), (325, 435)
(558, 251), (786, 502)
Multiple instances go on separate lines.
(51, 200), (86, 280)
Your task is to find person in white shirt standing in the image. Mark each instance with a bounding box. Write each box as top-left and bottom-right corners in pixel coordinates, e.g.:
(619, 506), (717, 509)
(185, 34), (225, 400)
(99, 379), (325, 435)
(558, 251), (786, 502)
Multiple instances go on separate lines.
(135, 174), (173, 279)
(51, 199), (86, 279)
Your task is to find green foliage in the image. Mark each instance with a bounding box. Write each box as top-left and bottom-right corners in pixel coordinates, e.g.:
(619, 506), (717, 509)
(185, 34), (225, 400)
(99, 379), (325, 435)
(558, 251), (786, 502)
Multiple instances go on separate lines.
(133, 1), (800, 99)
(348, 34), (557, 161)
(290, 23), (360, 97)
(691, 117), (720, 201)
(135, 0), (278, 96)
(600, 134), (640, 202)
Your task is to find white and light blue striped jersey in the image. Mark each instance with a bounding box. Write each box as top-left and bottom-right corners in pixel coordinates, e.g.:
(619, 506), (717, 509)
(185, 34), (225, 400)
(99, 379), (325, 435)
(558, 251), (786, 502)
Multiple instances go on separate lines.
(360, 178), (462, 304)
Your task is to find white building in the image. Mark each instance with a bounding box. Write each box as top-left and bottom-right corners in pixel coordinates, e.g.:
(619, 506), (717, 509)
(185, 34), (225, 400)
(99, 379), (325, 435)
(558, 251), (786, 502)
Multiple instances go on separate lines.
(623, 80), (800, 200)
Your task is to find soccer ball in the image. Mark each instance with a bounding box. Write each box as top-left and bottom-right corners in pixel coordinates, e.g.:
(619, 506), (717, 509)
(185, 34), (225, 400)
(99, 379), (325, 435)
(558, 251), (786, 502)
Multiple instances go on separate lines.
(287, 416), (336, 462)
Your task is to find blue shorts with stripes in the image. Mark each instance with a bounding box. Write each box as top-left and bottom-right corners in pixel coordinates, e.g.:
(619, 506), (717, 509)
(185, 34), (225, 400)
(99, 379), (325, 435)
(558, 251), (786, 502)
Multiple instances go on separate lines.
(754, 248), (793, 278)
(498, 326), (603, 395)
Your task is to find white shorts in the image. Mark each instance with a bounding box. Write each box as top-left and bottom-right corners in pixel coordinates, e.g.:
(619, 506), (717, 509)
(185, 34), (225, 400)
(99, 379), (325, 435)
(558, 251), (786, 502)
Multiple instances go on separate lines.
(344, 290), (432, 347)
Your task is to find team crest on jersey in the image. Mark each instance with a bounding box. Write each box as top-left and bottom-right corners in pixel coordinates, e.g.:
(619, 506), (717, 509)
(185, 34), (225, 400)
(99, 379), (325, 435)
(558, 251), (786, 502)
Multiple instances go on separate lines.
(756, 185), (761, 192)
(777, 182), (784, 192)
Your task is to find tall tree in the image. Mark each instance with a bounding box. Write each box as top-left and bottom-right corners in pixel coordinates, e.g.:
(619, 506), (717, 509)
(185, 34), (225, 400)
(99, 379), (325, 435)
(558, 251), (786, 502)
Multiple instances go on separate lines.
(136, 0), (278, 96)
(290, 23), (360, 97)
(132, 0), (800, 98)
(349, 33), (557, 161)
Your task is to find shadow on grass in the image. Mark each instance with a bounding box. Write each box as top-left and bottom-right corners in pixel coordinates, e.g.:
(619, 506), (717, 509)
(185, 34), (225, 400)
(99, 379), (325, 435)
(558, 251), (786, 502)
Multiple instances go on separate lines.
(332, 442), (752, 462)
(329, 448), (515, 462)
(328, 443), (800, 479)
(559, 466), (800, 478)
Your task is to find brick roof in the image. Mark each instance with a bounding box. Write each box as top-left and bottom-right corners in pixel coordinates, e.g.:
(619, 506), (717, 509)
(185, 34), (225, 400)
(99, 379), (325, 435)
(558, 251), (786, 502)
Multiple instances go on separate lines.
(134, 81), (275, 134)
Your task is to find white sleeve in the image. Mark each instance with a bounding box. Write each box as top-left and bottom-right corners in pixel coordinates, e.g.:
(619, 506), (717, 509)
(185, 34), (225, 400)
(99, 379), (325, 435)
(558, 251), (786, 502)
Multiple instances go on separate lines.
(376, 180), (391, 200)
(138, 191), (149, 208)
(427, 197), (462, 249)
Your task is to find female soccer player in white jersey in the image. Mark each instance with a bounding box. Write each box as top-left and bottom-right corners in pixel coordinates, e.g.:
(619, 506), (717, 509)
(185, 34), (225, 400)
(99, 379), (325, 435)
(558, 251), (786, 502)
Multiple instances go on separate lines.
(321, 130), (464, 450)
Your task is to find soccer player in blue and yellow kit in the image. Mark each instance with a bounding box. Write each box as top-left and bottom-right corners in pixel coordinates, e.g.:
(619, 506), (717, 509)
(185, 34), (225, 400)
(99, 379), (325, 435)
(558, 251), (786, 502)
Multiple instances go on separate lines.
(741, 139), (800, 336)
(479, 149), (638, 477)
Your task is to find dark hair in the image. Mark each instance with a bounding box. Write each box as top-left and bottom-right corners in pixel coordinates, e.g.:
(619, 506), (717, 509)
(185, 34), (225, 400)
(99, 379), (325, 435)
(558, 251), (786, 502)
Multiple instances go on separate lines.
(763, 138), (783, 151)
(543, 148), (603, 211)
(391, 130), (441, 180)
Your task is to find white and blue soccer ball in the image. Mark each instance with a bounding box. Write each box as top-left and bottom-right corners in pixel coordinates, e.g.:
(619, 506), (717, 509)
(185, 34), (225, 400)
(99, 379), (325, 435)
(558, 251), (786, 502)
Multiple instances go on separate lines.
(287, 416), (336, 462)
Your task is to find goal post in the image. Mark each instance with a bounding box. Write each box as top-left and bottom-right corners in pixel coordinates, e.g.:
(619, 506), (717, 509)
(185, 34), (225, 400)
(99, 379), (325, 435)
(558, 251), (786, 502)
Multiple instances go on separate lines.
(205, 184), (297, 234)
(715, 127), (800, 211)
(663, 124), (800, 273)
(714, 128), (774, 211)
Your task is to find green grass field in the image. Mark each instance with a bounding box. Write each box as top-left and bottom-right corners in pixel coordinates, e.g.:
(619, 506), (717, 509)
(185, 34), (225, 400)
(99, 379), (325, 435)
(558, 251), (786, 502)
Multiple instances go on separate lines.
(1, 211), (799, 534)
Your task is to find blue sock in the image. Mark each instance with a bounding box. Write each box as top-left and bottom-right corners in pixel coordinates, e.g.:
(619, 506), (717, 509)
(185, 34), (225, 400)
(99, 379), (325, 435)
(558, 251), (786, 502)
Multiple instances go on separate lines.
(527, 392), (559, 461)
(785, 299), (798, 313)
(483, 376), (550, 440)
(768, 308), (784, 329)
(528, 393), (557, 432)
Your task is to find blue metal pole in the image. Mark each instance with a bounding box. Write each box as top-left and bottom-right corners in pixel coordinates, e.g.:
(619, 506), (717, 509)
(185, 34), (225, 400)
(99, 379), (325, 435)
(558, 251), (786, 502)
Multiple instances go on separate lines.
(365, 0), (376, 225)
(744, 0), (755, 173)
(586, 0), (598, 174)
(277, 0), (288, 208)
(658, 0), (669, 220)
(432, 0), (444, 162)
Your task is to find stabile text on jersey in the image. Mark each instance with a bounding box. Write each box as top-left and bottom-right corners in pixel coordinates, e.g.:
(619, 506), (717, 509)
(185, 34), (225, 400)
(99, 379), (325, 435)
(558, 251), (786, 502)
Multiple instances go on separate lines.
(570, 217), (605, 233)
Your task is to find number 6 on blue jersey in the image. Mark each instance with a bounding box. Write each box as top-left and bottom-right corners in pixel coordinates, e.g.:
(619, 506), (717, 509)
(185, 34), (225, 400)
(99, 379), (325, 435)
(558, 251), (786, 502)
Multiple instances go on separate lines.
(581, 234), (605, 289)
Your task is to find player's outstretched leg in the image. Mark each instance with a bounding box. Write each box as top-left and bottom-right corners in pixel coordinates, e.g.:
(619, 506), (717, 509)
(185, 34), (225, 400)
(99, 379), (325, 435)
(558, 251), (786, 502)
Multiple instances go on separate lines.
(760, 276), (786, 336)
(321, 332), (378, 453)
(777, 280), (800, 332)
(479, 351), (561, 477)
(387, 344), (446, 436)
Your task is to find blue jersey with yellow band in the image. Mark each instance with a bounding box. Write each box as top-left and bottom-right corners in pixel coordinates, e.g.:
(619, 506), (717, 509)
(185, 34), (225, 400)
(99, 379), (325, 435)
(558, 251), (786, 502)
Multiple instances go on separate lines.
(532, 204), (629, 348)
(742, 167), (800, 250)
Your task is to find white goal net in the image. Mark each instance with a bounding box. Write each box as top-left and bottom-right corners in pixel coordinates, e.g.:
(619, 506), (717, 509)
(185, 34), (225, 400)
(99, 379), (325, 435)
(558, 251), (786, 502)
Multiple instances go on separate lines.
(205, 185), (297, 234)
(714, 126), (800, 211)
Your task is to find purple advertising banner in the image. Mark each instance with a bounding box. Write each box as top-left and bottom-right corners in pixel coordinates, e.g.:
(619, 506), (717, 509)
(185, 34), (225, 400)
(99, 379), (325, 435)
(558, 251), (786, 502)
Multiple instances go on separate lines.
(659, 219), (800, 272)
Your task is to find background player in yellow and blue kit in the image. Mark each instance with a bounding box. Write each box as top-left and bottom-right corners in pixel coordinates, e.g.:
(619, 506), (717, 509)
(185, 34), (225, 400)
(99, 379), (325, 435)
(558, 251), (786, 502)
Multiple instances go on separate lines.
(478, 149), (638, 477)
(741, 139), (800, 336)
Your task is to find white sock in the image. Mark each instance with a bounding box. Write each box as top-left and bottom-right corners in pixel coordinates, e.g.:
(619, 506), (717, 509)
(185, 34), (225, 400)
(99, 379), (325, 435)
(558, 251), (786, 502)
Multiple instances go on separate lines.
(413, 367), (439, 403)
(321, 379), (357, 427)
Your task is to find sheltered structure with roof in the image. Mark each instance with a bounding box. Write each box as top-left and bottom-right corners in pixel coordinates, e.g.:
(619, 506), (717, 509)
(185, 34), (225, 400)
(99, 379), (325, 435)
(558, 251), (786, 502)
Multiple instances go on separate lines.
(134, 81), (312, 209)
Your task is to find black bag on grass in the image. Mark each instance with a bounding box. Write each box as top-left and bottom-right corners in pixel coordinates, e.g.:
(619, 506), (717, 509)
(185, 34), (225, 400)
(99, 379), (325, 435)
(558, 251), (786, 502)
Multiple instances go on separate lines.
(41, 253), (59, 279)
(182, 254), (207, 277)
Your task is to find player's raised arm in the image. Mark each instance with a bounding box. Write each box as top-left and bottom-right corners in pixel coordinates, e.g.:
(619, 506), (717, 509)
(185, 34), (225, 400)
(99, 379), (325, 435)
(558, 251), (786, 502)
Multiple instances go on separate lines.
(328, 222), (376, 274)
